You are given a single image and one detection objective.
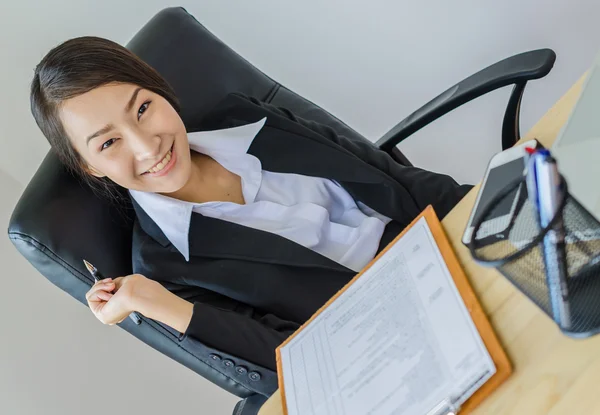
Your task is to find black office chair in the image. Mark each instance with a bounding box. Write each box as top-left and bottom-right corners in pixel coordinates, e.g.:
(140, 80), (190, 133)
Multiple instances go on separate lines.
(8, 7), (555, 415)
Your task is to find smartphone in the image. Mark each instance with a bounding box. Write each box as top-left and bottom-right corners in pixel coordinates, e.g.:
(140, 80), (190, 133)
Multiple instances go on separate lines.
(462, 139), (540, 246)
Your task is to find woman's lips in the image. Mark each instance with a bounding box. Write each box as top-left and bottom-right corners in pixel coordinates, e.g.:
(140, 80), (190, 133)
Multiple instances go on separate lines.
(142, 144), (176, 177)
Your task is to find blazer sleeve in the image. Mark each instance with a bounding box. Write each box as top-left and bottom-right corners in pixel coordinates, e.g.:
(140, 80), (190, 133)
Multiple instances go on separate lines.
(132, 222), (300, 372)
(178, 296), (299, 372)
(233, 93), (473, 219)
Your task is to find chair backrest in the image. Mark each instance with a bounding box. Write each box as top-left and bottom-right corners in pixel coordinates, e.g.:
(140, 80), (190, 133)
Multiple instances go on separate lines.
(128, 7), (371, 141)
(8, 6), (379, 398)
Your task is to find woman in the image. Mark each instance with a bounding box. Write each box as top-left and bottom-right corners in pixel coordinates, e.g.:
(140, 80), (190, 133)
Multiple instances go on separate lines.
(31, 36), (471, 371)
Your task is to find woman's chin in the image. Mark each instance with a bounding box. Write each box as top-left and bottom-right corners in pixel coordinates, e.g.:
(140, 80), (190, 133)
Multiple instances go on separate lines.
(149, 178), (187, 195)
(150, 167), (192, 195)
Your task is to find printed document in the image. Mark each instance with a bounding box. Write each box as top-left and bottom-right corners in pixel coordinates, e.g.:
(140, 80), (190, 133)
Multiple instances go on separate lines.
(278, 217), (496, 415)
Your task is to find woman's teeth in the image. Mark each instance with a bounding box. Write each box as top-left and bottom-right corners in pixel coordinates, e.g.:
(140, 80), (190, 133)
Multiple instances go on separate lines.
(147, 149), (172, 173)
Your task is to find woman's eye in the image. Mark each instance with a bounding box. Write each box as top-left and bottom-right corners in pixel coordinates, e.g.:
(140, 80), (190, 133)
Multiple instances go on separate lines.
(101, 138), (117, 151)
(138, 101), (151, 119)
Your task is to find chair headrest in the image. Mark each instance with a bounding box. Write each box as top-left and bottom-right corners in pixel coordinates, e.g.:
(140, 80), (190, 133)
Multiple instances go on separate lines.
(127, 7), (277, 131)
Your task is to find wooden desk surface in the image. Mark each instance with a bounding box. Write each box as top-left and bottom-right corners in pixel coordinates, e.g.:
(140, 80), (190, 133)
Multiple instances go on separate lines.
(259, 75), (597, 415)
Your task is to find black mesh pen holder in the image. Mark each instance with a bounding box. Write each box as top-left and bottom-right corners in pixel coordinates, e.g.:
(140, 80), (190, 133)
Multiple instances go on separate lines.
(468, 175), (600, 337)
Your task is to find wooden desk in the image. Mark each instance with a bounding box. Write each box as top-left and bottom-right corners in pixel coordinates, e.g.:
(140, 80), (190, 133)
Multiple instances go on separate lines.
(259, 75), (598, 415)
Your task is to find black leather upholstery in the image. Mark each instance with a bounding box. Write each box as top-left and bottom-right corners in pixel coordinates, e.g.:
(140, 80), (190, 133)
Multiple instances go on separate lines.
(127, 7), (376, 146)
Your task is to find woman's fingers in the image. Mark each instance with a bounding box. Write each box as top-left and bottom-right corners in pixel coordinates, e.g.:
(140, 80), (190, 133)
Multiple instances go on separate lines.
(85, 280), (115, 302)
(87, 289), (113, 306)
(96, 291), (114, 302)
(88, 281), (115, 298)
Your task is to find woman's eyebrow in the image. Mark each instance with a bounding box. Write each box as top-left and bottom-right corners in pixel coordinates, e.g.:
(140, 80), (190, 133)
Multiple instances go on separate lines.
(85, 87), (143, 146)
(125, 87), (143, 113)
(86, 124), (114, 145)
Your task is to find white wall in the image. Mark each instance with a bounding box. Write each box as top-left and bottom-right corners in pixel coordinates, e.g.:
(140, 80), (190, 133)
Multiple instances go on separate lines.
(1, 1), (599, 414)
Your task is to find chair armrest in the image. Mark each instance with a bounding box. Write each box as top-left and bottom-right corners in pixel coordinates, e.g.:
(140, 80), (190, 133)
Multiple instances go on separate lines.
(376, 48), (556, 152)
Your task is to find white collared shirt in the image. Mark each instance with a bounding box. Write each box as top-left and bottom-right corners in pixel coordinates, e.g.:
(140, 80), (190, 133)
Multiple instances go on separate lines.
(129, 118), (392, 272)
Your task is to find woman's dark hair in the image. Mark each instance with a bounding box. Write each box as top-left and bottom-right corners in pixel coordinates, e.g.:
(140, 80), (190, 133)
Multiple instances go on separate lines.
(30, 36), (180, 200)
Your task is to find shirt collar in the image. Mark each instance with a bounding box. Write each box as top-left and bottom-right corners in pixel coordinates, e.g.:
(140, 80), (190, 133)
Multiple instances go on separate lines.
(129, 117), (267, 261)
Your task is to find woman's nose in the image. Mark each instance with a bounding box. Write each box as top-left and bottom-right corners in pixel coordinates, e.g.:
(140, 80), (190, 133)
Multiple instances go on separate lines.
(128, 131), (161, 160)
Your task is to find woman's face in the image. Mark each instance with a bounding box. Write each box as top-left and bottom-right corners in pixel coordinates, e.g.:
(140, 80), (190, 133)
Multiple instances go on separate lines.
(60, 82), (191, 193)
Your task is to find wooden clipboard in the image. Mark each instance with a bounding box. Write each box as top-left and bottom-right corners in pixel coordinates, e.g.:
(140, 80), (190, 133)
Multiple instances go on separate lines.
(275, 205), (512, 415)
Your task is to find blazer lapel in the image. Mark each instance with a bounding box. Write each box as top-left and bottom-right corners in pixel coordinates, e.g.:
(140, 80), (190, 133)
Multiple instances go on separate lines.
(246, 121), (418, 222)
(247, 121), (385, 185)
(188, 212), (352, 272)
(132, 195), (351, 272)
(191, 93), (414, 221)
(131, 196), (171, 247)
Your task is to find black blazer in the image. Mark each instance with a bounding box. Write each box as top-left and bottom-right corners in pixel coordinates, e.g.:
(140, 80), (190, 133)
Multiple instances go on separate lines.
(131, 93), (471, 371)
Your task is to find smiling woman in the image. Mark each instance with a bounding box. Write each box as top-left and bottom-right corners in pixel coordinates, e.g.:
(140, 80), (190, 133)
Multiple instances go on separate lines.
(29, 35), (471, 373)
(59, 81), (192, 194)
(30, 37), (186, 199)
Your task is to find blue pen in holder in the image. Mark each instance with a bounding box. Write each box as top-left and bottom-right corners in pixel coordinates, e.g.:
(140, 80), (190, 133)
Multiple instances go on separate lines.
(468, 173), (600, 337)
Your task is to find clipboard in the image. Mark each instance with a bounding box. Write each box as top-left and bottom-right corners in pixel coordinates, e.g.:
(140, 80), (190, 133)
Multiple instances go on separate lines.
(275, 205), (512, 415)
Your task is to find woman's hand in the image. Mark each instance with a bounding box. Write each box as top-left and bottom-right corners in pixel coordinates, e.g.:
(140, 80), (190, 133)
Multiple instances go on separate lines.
(85, 273), (194, 335)
(85, 273), (155, 326)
